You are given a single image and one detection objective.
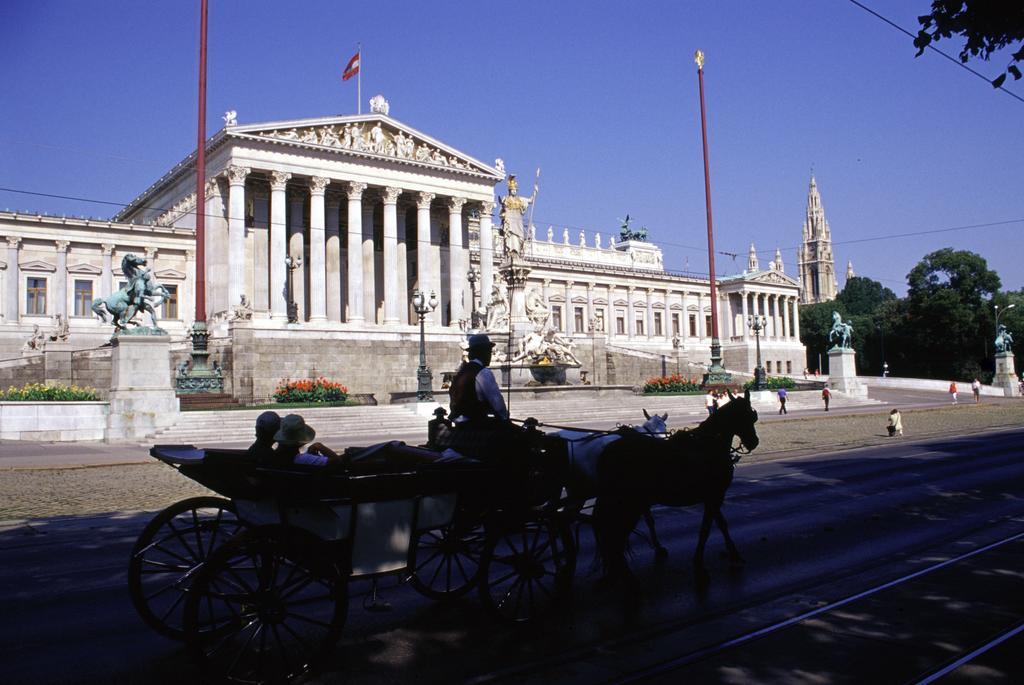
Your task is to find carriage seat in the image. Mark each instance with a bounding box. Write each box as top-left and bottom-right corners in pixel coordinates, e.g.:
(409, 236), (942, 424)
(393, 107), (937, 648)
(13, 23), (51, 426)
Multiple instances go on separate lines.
(344, 440), (475, 474)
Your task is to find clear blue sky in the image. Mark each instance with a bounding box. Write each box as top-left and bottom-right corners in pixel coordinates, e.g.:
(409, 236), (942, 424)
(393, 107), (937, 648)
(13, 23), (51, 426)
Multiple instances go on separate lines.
(2, 0), (1021, 295)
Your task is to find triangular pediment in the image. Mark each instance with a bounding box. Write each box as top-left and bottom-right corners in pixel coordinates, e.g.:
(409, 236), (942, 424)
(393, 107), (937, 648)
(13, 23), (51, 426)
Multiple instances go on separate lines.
(68, 263), (102, 275)
(155, 268), (186, 280)
(748, 269), (799, 286)
(231, 115), (503, 179)
(20, 259), (56, 272)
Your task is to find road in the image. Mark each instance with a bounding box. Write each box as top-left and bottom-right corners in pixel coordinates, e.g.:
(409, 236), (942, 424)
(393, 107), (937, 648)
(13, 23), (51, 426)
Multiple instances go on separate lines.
(1, 427), (1021, 684)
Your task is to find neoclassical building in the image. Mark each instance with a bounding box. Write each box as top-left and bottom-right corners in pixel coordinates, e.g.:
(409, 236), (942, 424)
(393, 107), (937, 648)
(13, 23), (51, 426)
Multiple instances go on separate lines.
(0, 102), (806, 399)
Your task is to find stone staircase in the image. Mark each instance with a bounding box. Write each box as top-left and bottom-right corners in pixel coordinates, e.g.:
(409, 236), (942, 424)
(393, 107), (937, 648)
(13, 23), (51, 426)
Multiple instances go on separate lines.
(151, 389), (882, 446)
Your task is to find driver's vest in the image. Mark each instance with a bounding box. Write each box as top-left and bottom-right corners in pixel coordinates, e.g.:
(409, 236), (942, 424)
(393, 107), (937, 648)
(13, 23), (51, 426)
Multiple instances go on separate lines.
(449, 362), (488, 423)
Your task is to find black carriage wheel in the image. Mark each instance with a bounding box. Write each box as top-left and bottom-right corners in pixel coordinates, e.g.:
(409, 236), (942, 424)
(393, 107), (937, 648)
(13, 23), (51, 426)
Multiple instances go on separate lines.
(183, 526), (348, 685)
(128, 496), (242, 640)
(407, 522), (486, 600)
(478, 518), (576, 624)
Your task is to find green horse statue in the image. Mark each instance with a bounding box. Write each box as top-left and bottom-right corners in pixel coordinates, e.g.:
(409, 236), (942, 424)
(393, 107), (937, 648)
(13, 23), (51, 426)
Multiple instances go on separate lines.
(91, 253), (170, 331)
(995, 324), (1014, 354)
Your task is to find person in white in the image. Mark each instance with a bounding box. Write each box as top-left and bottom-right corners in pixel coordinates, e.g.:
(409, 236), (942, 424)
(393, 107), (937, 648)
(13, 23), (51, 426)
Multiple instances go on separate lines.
(449, 333), (508, 424)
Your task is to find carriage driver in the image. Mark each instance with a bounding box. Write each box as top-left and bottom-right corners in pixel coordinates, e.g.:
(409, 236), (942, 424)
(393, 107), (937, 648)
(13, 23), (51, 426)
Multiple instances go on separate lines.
(449, 333), (509, 425)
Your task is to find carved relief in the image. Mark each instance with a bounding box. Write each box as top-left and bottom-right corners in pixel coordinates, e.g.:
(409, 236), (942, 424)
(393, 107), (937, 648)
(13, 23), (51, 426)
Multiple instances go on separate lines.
(257, 121), (474, 171)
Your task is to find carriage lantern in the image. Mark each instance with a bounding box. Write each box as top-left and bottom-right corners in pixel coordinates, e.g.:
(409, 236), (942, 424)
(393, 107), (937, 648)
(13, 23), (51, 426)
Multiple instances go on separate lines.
(747, 314), (767, 391)
(413, 289), (439, 401)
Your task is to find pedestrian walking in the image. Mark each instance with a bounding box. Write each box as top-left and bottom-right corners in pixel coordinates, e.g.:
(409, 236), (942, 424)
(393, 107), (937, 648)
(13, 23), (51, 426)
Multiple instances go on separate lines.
(971, 378), (981, 404)
(887, 409), (903, 437)
(777, 386), (788, 414)
(949, 381), (958, 404)
(705, 389), (716, 416)
(821, 386), (831, 411)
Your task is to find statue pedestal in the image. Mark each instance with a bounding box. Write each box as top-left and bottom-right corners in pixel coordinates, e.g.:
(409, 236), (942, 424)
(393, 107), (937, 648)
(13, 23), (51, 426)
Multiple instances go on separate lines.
(994, 351), (1018, 397)
(827, 347), (867, 396)
(44, 341), (73, 387)
(107, 335), (179, 441)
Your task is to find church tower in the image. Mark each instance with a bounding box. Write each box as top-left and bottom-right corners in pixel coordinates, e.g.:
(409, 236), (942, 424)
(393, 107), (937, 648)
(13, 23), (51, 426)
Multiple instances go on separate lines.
(798, 175), (839, 304)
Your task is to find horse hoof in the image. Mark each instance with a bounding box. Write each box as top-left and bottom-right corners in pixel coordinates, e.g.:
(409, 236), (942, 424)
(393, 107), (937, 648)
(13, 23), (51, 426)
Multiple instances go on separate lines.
(654, 547), (669, 564)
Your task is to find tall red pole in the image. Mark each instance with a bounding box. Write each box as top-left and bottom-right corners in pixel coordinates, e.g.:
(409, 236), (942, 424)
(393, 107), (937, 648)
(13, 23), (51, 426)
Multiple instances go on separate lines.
(695, 50), (728, 380)
(194, 0), (208, 322)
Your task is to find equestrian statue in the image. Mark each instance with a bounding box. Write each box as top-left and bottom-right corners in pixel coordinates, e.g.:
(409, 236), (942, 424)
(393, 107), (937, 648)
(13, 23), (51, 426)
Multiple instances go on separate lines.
(995, 324), (1014, 354)
(828, 311), (854, 350)
(91, 253), (171, 332)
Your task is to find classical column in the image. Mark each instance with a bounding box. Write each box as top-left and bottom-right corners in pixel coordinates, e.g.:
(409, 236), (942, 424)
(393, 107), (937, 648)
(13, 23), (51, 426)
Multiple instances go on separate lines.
(627, 286), (636, 339)
(269, 171), (290, 319)
(697, 292), (705, 339)
(448, 197), (467, 326)
(308, 176), (329, 321)
(416, 192), (434, 317)
(396, 204), (409, 324)
(479, 201), (495, 300)
(226, 164), (250, 311)
(361, 196), (376, 323)
(565, 281), (575, 334)
(54, 240), (69, 317)
(287, 187), (306, 321)
(792, 297), (801, 341)
(251, 187), (270, 311)
(383, 187), (402, 325)
(646, 288), (655, 339)
(5, 237), (21, 322)
(346, 182), (367, 323)
(185, 249), (196, 324)
(586, 282), (595, 332)
(205, 178), (226, 314)
(741, 291), (749, 341)
(100, 243), (114, 300)
(325, 191), (342, 322)
(665, 288), (673, 341)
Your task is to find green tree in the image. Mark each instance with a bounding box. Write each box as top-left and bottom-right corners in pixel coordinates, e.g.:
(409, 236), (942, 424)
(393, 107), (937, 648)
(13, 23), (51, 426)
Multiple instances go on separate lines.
(837, 276), (897, 316)
(904, 248), (1001, 379)
(915, 1), (1024, 88)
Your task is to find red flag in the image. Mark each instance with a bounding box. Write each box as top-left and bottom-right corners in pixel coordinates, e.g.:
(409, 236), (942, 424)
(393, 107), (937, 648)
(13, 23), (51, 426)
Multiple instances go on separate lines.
(342, 51), (360, 81)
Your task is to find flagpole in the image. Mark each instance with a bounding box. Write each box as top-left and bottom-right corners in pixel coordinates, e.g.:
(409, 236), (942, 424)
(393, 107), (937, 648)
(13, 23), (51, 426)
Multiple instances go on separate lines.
(357, 43), (362, 114)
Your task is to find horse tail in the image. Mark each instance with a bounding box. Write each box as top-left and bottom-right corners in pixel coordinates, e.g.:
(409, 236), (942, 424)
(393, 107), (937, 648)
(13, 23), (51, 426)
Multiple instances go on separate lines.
(91, 298), (107, 321)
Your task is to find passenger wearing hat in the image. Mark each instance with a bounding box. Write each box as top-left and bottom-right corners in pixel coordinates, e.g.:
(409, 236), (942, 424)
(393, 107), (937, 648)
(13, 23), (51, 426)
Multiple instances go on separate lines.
(273, 414), (344, 467)
(449, 333), (508, 424)
(246, 410), (281, 462)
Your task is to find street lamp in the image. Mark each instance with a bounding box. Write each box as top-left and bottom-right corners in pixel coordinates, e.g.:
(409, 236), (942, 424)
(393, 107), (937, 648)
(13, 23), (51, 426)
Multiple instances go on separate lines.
(467, 266), (481, 330)
(285, 255), (302, 323)
(747, 314), (767, 390)
(995, 303), (1016, 337)
(413, 289), (439, 401)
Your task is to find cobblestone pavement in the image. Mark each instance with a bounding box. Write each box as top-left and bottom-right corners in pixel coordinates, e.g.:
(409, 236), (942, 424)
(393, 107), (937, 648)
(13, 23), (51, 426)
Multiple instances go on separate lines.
(1, 403), (1021, 521)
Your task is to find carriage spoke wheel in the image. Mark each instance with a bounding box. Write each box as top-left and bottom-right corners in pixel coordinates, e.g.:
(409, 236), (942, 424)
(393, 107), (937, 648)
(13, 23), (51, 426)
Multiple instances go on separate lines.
(407, 522), (486, 600)
(183, 527), (348, 685)
(128, 496), (242, 640)
(478, 519), (575, 623)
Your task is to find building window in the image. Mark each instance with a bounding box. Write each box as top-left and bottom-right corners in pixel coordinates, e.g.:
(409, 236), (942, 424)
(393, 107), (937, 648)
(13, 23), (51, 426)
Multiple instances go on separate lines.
(574, 306), (584, 333)
(635, 315), (644, 336)
(766, 360), (773, 373)
(551, 305), (562, 331)
(689, 314), (697, 337)
(26, 277), (47, 315)
(73, 280), (93, 317)
(672, 313), (681, 336)
(616, 312), (626, 335)
(705, 315), (712, 335)
(595, 309), (605, 332)
(654, 312), (663, 337)
(162, 285), (179, 319)
(787, 360), (793, 374)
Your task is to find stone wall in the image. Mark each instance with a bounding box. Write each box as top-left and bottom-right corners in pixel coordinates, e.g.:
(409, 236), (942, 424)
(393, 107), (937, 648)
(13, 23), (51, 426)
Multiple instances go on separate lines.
(71, 347), (113, 397)
(0, 354), (45, 388)
(605, 345), (684, 387)
(0, 402), (108, 441)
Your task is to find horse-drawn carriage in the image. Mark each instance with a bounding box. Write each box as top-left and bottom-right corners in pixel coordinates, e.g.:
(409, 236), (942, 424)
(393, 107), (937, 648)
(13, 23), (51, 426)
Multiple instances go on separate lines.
(128, 392), (760, 684)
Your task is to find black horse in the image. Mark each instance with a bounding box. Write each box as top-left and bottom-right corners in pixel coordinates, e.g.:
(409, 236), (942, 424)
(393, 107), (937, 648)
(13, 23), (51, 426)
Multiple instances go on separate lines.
(592, 389), (759, 586)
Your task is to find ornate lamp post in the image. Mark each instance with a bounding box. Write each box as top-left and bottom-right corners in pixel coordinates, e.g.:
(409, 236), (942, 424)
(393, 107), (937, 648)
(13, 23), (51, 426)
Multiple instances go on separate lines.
(467, 266), (481, 330)
(413, 289), (439, 401)
(285, 255), (302, 323)
(747, 314), (767, 390)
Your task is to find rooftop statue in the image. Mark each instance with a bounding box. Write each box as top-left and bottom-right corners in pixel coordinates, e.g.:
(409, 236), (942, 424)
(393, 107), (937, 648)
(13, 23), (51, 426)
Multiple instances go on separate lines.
(618, 214), (648, 242)
(995, 324), (1014, 353)
(91, 253), (171, 334)
(828, 311), (854, 350)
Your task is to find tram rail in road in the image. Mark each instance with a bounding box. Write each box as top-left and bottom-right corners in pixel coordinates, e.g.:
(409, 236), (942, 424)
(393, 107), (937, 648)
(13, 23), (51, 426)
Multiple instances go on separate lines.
(469, 526), (1024, 685)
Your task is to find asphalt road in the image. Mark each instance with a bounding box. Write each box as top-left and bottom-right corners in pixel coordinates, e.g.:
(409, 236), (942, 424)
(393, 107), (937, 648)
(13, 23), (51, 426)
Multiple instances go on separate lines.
(1, 427), (1021, 684)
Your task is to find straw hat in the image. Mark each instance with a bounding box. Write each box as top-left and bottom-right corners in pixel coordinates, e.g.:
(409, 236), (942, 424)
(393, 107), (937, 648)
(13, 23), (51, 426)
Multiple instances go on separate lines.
(273, 414), (316, 445)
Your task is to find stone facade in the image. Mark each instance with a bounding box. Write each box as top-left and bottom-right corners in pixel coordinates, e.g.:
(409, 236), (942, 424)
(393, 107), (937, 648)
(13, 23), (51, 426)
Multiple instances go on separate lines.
(0, 107), (807, 395)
